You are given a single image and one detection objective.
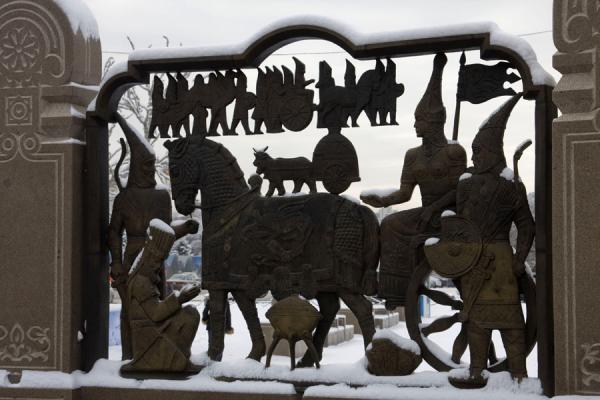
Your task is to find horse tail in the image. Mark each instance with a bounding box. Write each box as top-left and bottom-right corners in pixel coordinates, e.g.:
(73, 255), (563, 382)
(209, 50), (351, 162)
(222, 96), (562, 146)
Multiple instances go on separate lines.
(114, 138), (127, 192)
(359, 205), (380, 296)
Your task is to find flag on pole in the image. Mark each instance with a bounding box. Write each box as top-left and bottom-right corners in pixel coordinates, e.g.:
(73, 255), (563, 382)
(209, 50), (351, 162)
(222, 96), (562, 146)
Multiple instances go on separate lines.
(457, 57), (521, 104)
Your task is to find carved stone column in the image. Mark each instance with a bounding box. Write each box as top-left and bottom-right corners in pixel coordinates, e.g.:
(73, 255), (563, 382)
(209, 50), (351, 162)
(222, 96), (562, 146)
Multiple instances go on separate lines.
(553, 0), (600, 395)
(0, 0), (101, 374)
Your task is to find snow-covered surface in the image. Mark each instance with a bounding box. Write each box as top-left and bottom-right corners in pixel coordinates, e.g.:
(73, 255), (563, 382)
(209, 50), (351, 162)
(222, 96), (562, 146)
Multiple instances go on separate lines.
(53, 0), (99, 40)
(149, 218), (174, 235)
(87, 61), (128, 112)
(459, 172), (472, 181)
(41, 138), (86, 146)
(360, 188), (396, 198)
(370, 329), (421, 355)
(500, 167), (515, 182)
(124, 18), (553, 87)
(424, 237), (440, 247)
(304, 373), (542, 400)
(341, 193), (361, 204)
(4, 296), (544, 397)
(441, 210), (456, 218)
(516, 139), (533, 154)
(420, 334), (464, 370)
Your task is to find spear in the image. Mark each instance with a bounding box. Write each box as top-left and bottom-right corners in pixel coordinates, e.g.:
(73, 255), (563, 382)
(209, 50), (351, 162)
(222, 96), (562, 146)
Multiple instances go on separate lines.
(452, 52), (466, 142)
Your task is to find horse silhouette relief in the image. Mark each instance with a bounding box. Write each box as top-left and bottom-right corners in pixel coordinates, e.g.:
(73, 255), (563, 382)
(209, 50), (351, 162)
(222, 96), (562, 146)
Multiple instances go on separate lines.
(164, 135), (379, 367)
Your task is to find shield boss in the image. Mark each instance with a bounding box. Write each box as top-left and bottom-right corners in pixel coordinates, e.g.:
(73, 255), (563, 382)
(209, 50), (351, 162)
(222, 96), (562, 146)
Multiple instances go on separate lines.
(424, 215), (482, 278)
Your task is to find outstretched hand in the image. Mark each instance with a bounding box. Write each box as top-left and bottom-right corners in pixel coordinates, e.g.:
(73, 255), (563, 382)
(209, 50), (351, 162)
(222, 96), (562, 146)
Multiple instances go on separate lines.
(360, 194), (387, 208)
(178, 283), (201, 304)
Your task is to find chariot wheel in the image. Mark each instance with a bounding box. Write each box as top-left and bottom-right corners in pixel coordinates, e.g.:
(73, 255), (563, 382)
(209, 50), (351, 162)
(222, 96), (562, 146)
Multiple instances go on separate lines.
(404, 260), (537, 372)
(281, 96), (314, 132)
(322, 163), (351, 194)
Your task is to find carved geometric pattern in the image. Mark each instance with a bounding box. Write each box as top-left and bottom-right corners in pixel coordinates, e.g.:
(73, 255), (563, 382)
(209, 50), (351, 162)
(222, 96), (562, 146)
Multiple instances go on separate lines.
(0, 131), (41, 161)
(554, 0), (600, 53)
(581, 343), (600, 387)
(5, 95), (33, 126)
(0, 323), (51, 363)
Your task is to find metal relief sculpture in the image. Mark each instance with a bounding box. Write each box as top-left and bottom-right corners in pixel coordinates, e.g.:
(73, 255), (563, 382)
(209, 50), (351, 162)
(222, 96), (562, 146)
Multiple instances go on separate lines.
(316, 58), (404, 128)
(108, 113), (198, 360)
(360, 53), (467, 309)
(121, 219), (201, 375)
(425, 94), (535, 388)
(135, 49), (538, 384)
(264, 296), (322, 370)
(164, 135), (379, 366)
(252, 146), (316, 196)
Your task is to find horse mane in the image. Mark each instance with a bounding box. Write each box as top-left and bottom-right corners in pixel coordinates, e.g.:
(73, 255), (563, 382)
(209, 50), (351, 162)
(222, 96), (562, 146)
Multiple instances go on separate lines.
(193, 137), (249, 208)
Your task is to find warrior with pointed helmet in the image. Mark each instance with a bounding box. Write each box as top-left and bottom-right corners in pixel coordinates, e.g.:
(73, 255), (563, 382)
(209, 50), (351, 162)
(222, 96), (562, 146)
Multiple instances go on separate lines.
(426, 94), (535, 388)
(108, 113), (199, 360)
(360, 53), (467, 309)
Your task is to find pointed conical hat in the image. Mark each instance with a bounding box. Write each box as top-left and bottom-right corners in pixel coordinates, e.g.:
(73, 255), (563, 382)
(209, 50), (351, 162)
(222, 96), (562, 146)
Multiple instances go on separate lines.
(414, 53), (447, 123)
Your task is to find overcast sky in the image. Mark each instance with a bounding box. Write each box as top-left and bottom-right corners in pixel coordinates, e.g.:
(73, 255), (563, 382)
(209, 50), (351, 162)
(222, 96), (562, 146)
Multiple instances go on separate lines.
(83, 0), (557, 211)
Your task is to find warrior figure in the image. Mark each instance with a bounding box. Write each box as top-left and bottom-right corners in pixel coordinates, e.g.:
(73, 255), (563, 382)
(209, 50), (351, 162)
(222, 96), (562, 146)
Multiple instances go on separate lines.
(449, 94), (534, 387)
(122, 219), (201, 374)
(228, 70), (256, 135)
(108, 114), (198, 360)
(360, 53), (466, 308)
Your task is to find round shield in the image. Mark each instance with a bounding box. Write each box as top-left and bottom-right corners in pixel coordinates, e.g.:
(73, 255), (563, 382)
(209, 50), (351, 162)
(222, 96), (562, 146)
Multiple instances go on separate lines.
(424, 215), (483, 278)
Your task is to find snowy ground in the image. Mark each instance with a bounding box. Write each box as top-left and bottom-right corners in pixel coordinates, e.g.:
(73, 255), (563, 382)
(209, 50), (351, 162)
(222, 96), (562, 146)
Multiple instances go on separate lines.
(98, 291), (548, 399)
(0, 292), (559, 399)
(109, 289), (538, 376)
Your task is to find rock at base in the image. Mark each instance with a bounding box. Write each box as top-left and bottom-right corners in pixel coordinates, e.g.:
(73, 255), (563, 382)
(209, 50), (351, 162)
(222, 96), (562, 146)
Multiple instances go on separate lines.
(366, 338), (422, 376)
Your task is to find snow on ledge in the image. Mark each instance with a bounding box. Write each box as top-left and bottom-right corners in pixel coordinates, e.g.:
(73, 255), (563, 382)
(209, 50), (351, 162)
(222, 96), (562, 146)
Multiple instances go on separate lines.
(52, 0), (100, 40)
(0, 358), (545, 398)
(125, 17), (553, 87)
(87, 61), (129, 112)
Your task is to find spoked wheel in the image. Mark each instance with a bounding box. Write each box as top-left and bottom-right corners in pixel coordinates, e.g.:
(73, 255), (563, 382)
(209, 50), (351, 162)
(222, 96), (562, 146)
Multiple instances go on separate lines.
(405, 260), (537, 372)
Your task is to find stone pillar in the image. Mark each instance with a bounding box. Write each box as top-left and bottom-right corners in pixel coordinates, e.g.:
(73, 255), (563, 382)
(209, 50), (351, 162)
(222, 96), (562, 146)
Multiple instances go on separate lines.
(0, 0), (101, 374)
(553, 0), (600, 395)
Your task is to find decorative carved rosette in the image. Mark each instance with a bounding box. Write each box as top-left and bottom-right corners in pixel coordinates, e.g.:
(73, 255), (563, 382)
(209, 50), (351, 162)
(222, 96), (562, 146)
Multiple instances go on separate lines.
(0, 1), (67, 88)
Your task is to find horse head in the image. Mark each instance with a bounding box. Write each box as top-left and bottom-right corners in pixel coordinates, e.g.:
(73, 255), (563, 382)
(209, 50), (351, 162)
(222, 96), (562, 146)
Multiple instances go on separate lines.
(164, 135), (203, 215)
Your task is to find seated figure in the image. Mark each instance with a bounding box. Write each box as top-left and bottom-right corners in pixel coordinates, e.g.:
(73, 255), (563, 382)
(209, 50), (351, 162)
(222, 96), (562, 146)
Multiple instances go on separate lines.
(361, 53), (466, 308)
(121, 219), (201, 374)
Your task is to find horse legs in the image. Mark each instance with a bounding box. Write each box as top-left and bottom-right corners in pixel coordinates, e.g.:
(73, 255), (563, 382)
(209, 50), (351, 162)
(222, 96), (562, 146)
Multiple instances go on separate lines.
(339, 291), (375, 348)
(296, 292), (339, 368)
(231, 290), (266, 361)
(207, 289), (227, 361)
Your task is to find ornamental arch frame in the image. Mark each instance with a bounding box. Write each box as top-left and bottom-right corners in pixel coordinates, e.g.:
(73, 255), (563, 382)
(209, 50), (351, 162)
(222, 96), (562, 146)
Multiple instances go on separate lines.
(84, 23), (556, 394)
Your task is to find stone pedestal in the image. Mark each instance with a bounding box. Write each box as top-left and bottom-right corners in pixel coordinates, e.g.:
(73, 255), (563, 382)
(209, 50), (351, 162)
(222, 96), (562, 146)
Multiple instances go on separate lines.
(0, 0), (101, 378)
(553, 0), (600, 395)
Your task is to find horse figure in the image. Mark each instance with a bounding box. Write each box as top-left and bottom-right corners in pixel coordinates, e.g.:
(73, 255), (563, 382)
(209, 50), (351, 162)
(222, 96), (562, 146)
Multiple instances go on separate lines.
(164, 135), (379, 366)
